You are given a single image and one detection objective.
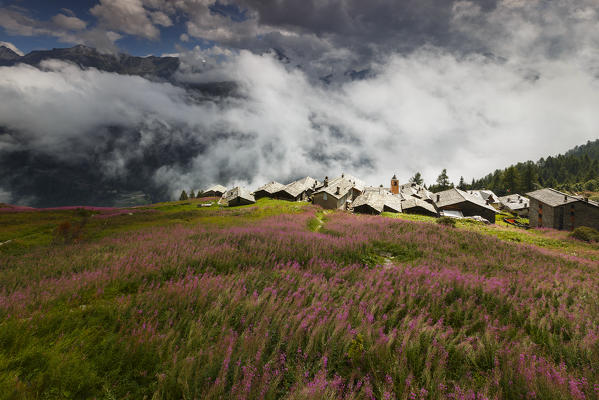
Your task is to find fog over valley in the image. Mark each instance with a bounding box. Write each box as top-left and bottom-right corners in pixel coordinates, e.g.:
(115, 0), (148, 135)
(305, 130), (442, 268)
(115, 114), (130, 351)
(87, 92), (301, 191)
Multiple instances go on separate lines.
(1, 0), (598, 206)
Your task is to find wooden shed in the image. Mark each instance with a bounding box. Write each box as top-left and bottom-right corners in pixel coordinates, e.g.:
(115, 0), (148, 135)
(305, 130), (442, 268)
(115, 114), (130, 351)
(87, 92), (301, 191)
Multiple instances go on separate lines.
(499, 194), (530, 217)
(400, 197), (439, 217)
(219, 187), (255, 207)
(351, 189), (403, 215)
(202, 184), (227, 197)
(434, 188), (498, 224)
(272, 177), (318, 202)
(252, 181), (286, 200)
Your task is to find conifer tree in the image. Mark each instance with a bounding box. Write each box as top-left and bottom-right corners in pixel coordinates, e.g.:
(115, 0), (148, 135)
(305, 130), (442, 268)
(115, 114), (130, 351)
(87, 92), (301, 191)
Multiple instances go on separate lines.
(436, 169), (451, 191)
(409, 172), (423, 185)
(179, 190), (188, 201)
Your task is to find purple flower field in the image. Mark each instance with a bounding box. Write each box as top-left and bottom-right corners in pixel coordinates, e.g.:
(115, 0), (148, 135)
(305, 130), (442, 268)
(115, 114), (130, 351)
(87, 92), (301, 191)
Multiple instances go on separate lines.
(0, 203), (598, 399)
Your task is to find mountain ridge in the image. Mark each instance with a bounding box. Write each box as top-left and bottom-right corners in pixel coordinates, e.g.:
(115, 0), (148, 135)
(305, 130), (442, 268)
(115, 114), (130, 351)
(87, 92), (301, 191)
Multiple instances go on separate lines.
(0, 44), (180, 79)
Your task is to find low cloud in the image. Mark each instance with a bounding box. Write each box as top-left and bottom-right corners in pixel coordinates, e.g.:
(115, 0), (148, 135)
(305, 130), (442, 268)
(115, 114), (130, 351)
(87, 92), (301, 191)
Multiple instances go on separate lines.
(52, 13), (87, 31)
(1, 45), (598, 206)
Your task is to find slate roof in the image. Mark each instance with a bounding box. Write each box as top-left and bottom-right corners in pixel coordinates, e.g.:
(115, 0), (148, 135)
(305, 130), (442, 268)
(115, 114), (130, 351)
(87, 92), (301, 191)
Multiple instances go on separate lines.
(478, 190), (500, 203)
(434, 188), (498, 213)
(314, 175), (362, 199)
(280, 177), (318, 198)
(341, 174), (365, 192)
(400, 182), (433, 201)
(221, 187), (255, 205)
(351, 190), (402, 213)
(401, 197), (438, 215)
(499, 194), (529, 211)
(253, 181), (285, 195)
(526, 188), (599, 208)
(363, 186), (396, 195)
(468, 190), (500, 204)
(383, 193), (403, 213)
(204, 184), (227, 194)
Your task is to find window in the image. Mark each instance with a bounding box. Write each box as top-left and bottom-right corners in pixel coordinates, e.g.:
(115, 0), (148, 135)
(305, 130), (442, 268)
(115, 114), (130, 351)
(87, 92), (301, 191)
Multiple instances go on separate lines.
(323, 193), (327, 200)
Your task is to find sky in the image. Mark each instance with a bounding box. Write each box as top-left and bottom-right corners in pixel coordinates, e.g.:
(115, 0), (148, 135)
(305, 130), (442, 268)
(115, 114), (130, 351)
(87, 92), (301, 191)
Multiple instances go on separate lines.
(1, 0), (599, 206)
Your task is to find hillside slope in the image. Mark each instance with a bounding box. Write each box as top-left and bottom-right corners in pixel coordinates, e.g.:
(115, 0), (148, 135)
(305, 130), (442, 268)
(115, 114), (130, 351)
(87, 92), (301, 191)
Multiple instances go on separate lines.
(471, 139), (599, 195)
(1, 199), (598, 399)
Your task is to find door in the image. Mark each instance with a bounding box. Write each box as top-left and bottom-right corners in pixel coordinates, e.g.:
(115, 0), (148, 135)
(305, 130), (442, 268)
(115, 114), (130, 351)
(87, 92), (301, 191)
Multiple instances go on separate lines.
(557, 206), (564, 230)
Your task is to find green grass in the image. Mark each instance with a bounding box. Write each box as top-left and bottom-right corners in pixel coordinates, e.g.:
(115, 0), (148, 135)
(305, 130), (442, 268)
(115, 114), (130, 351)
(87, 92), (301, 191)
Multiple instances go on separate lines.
(0, 198), (310, 256)
(2, 198), (599, 399)
(382, 210), (599, 262)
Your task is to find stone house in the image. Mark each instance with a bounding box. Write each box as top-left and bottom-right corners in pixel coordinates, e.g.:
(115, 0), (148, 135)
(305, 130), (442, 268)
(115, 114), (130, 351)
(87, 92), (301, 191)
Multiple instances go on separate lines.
(527, 188), (599, 230)
(219, 187), (255, 207)
(312, 176), (357, 210)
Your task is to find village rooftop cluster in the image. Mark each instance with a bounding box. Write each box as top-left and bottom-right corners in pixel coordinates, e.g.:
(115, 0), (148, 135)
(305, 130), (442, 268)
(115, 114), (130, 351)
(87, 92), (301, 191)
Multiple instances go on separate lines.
(189, 174), (599, 231)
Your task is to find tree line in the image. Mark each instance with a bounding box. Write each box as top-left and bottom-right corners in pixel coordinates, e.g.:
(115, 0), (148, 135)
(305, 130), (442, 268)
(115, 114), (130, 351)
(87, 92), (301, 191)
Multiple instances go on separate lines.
(410, 139), (599, 195)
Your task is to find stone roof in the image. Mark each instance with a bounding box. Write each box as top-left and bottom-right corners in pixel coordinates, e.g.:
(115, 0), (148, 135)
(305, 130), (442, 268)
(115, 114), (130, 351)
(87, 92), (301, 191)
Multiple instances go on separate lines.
(253, 181), (285, 194)
(280, 176), (318, 198)
(314, 175), (361, 199)
(401, 197), (438, 214)
(383, 193), (403, 213)
(204, 184), (227, 194)
(220, 187), (255, 205)
(526, 188), (599, 208)
(499, 194), (529, 211)
(400, 182), (433, 201)
(351, 189), (402, 213)
(478, 190), (500, 203)
(341, 174), (365, 192)
(434, 188), (498, 213)
(363, 186), (396, 195)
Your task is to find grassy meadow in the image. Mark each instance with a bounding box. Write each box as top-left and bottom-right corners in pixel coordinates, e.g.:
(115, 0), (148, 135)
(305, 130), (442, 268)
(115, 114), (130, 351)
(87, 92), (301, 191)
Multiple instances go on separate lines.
(1, 198), (599, 399)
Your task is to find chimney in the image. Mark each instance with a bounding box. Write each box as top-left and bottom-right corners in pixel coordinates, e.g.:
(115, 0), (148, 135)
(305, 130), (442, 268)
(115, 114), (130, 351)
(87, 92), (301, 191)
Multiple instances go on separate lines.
(324, 176), (329, 187)
(585, 197), (589, 202)
(564, 195), (568, 202)
(336, 186), (340, 195)
(519, 198), (523, 203)
(341, 173), (345, 178)
(436, 194), (440, 202)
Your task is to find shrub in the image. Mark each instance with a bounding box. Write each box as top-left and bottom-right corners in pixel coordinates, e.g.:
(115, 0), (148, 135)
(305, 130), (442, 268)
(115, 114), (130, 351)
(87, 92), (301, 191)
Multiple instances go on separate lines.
(54, 221), (86, 244)
(569, 226), (599, 242)
(437, 216), (457, 227)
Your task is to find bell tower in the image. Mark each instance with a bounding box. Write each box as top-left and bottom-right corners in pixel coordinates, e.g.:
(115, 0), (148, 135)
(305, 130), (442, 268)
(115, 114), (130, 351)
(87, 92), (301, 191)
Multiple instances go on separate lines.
(391, 174), (399, 195)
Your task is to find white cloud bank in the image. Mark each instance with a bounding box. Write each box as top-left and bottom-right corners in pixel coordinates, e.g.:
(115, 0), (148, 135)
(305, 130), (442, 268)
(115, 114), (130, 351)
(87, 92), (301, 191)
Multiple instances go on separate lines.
(1, 45), (598, 201)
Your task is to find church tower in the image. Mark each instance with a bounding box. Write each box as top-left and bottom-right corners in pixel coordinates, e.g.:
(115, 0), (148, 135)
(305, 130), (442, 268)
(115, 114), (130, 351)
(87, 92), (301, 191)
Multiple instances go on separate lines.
(391, 174), (399, 195)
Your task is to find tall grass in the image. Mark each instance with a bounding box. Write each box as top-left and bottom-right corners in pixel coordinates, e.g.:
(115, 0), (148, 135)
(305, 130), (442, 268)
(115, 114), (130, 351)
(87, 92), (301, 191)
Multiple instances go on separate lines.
(0, 205), (598, 399)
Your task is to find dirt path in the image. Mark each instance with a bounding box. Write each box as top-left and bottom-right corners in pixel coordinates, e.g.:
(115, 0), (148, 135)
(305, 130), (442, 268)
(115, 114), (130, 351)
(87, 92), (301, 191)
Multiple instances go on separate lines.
(308, 210), (331, 232)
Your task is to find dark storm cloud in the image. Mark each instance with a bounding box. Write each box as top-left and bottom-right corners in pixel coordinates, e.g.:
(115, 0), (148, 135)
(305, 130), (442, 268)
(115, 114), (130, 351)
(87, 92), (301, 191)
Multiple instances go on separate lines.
(2, 0), (599, 206)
